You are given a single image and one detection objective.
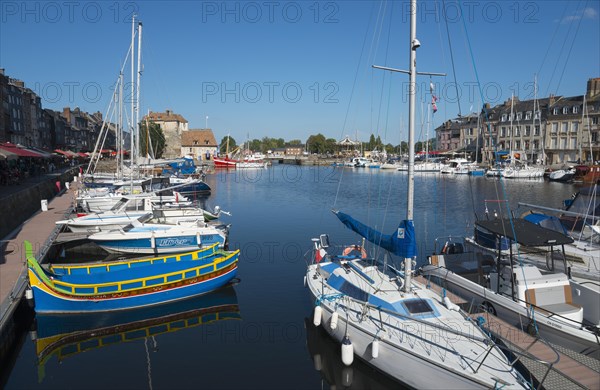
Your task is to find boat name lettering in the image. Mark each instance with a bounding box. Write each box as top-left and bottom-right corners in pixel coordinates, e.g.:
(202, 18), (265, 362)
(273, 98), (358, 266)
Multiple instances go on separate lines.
(158, 238), (193, 247)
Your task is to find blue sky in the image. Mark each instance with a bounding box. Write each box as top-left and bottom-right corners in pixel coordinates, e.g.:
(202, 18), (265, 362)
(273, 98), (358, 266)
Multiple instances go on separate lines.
(1, 1), (598, 145)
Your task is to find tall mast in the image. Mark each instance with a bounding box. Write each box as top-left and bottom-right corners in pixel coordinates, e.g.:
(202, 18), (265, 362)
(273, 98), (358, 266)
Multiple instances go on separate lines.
(135, 21), (143, 166)
(130, 15), (136, 170)
(509, 93), (514, 165)
(407, 0), (417, 221)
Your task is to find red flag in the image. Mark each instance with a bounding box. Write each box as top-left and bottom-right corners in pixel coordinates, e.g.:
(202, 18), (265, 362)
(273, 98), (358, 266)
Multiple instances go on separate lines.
(315, 247), (327, 263)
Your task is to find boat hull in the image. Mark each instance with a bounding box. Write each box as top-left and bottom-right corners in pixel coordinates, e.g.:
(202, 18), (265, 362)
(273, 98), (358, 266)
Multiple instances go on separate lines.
(306, 280), (519, 389)
(29, 258), (238, 313)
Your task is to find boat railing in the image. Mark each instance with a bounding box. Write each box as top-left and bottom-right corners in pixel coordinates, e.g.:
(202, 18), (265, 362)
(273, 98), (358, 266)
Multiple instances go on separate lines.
(34, 251), (239, 296)
(50, 244), (221, 275)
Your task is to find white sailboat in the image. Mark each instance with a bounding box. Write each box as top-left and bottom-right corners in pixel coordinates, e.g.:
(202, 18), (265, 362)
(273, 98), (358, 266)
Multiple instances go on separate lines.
(304, 2), (527, 387)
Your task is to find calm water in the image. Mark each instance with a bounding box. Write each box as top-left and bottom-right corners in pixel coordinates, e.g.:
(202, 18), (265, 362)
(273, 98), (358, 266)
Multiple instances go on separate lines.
(4, 165), (579, 389)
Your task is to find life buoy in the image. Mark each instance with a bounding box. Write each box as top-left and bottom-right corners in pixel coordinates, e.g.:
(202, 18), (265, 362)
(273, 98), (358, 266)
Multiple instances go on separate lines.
(342, 245), (367, 259)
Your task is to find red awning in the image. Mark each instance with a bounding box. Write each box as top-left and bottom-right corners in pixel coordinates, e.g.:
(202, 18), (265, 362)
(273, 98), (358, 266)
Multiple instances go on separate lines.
(0, 143), (44, 158)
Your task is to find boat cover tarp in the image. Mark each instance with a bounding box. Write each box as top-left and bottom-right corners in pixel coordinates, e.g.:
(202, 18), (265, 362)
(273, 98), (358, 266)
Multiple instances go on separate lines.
(334, 211), (417, 258)
(523, 213), (569, 235)
(476, 218), (574, 247)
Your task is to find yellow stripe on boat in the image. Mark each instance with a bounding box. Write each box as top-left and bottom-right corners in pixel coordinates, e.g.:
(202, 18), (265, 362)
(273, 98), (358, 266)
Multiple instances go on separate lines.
(49, 243), (221, 275)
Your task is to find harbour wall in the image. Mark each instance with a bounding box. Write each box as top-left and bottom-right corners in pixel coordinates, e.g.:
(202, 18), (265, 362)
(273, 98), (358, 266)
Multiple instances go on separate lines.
(0, 168), (78, 240)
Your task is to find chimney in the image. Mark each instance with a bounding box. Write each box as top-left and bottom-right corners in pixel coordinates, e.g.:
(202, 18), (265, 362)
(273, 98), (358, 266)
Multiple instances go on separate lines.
(166, 109), (172, 116)
(63, 107), (71, 122)
(586, 78), (600, 99)
(549, 94), (556, 106)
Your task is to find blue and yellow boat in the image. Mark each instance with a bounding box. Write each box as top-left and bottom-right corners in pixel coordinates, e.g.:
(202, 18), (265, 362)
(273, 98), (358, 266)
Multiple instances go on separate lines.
(26, 241), (240, 313)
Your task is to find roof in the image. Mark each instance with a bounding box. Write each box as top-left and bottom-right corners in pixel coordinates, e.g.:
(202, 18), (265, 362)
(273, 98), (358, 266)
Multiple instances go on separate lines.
(181, 129), (217, 147)
(145, 110), (188, 123)
(476, 218), (574, 247)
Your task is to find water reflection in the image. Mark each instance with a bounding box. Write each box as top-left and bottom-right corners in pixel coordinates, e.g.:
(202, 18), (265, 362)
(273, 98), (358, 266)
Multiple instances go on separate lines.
(305, 318), (408, 390)
(32, 285), (240, 383)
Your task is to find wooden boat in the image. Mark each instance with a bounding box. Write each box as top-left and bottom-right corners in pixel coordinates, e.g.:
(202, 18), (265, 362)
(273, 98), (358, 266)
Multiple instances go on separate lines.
(26, 241), (239, 313)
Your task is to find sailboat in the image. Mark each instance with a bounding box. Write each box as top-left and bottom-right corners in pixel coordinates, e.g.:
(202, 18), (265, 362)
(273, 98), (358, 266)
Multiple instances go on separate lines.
(304, 2), (527, 388)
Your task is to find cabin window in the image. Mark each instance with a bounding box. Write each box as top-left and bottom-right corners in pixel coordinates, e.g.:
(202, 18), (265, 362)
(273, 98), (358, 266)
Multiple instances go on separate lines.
(403, 299), (435, 314)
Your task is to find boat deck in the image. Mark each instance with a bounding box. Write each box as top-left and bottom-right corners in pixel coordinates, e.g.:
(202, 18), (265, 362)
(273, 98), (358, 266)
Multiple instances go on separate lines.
(415, 275), (600, 389)
(0, 184), (77, 327)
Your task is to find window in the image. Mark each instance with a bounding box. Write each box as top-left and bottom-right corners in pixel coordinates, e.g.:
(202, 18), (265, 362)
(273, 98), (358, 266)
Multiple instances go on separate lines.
(553, 107), (559, 115)
(534, 125), (540, 136)
(593, 117), (599, 125)
(189, 147), (193, 152)
(533, 140), (539, 149)
(525, 125), (531, 136)
(516, 112), (522, 121)
(551, 123), (558, 133)
(515, 141), (521, 149)
(501, 114), (507, 122)
(573, 106), (579, 114)
(561, 122), (568, 133)
(500, 127), (506, 137)
(551, 138), (558, 148)
(515, 126), (520, 137)
(525, 111), (532, 120)
(570, 137), (577, 149)
(535, 110), (541, 120)
(572, 122), (579, 133)
(563, 107), (569, 114)
(561, 138), (568, 148)
(193, 140), (198, 145)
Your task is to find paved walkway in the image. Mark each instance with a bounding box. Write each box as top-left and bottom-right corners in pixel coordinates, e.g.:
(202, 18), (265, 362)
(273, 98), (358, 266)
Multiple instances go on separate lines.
(0, 179), (78, 326)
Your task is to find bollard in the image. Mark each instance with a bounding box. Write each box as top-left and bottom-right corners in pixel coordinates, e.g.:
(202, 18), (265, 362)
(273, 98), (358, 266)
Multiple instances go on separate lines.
(65, 182), (70, 190)
(41, 199), (48, 211)
(73, 176), (77, 182)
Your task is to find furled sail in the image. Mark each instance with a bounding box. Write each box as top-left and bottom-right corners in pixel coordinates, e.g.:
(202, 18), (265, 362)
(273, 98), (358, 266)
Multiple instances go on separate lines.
(334, 210), (417, 258)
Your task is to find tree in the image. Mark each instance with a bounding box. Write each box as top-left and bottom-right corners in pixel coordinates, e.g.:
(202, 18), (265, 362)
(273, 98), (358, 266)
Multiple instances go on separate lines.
(306, 133), (327, 154)
(369, 134), (376, 150)
(220, 136), (237, 154)
(139, 121), (165, 159)
(287, 139), (302, 146)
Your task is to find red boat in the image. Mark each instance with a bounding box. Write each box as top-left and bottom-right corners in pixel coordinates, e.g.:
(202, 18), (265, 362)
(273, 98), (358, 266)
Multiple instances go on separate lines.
(213, 157), (238, 168)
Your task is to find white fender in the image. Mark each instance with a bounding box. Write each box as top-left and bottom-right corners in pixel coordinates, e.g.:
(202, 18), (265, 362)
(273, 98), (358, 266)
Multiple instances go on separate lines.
(341, 335), (354, 366)
(371, 339), (379, 359)
(313, 354), (322, 371)
(313, 306), (322, 327)
(330, 312), (339, 330)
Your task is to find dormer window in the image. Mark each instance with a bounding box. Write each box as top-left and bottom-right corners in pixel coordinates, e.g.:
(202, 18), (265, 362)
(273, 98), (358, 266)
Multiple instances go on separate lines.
(572, 106), (578, 114)
(525, 111), (532, 120)
(534, 110), (541, 120)
(562, 107), (568, 114)
(501, 114), (507, 122)
(193, 140), (198, 145)
(516, 112), (522, 121)
(553, 107), (559, 115)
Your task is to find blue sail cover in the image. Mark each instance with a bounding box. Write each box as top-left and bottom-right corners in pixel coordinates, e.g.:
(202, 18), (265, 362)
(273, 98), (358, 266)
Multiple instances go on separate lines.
(335, 211), (417, 258)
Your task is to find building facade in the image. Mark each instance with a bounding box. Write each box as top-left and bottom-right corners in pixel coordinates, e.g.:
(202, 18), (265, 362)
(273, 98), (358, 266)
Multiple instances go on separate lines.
(181, 129), (217, 160)
(144, 110), (189, 158)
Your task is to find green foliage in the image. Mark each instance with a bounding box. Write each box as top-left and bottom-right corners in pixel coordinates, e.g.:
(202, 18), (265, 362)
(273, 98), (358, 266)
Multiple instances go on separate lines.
(220, 136), (237, 153)
(139, 121), (165, 159)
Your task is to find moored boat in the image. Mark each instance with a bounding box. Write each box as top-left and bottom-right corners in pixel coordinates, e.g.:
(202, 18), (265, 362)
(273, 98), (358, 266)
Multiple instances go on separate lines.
(26, 240), (239, 313)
